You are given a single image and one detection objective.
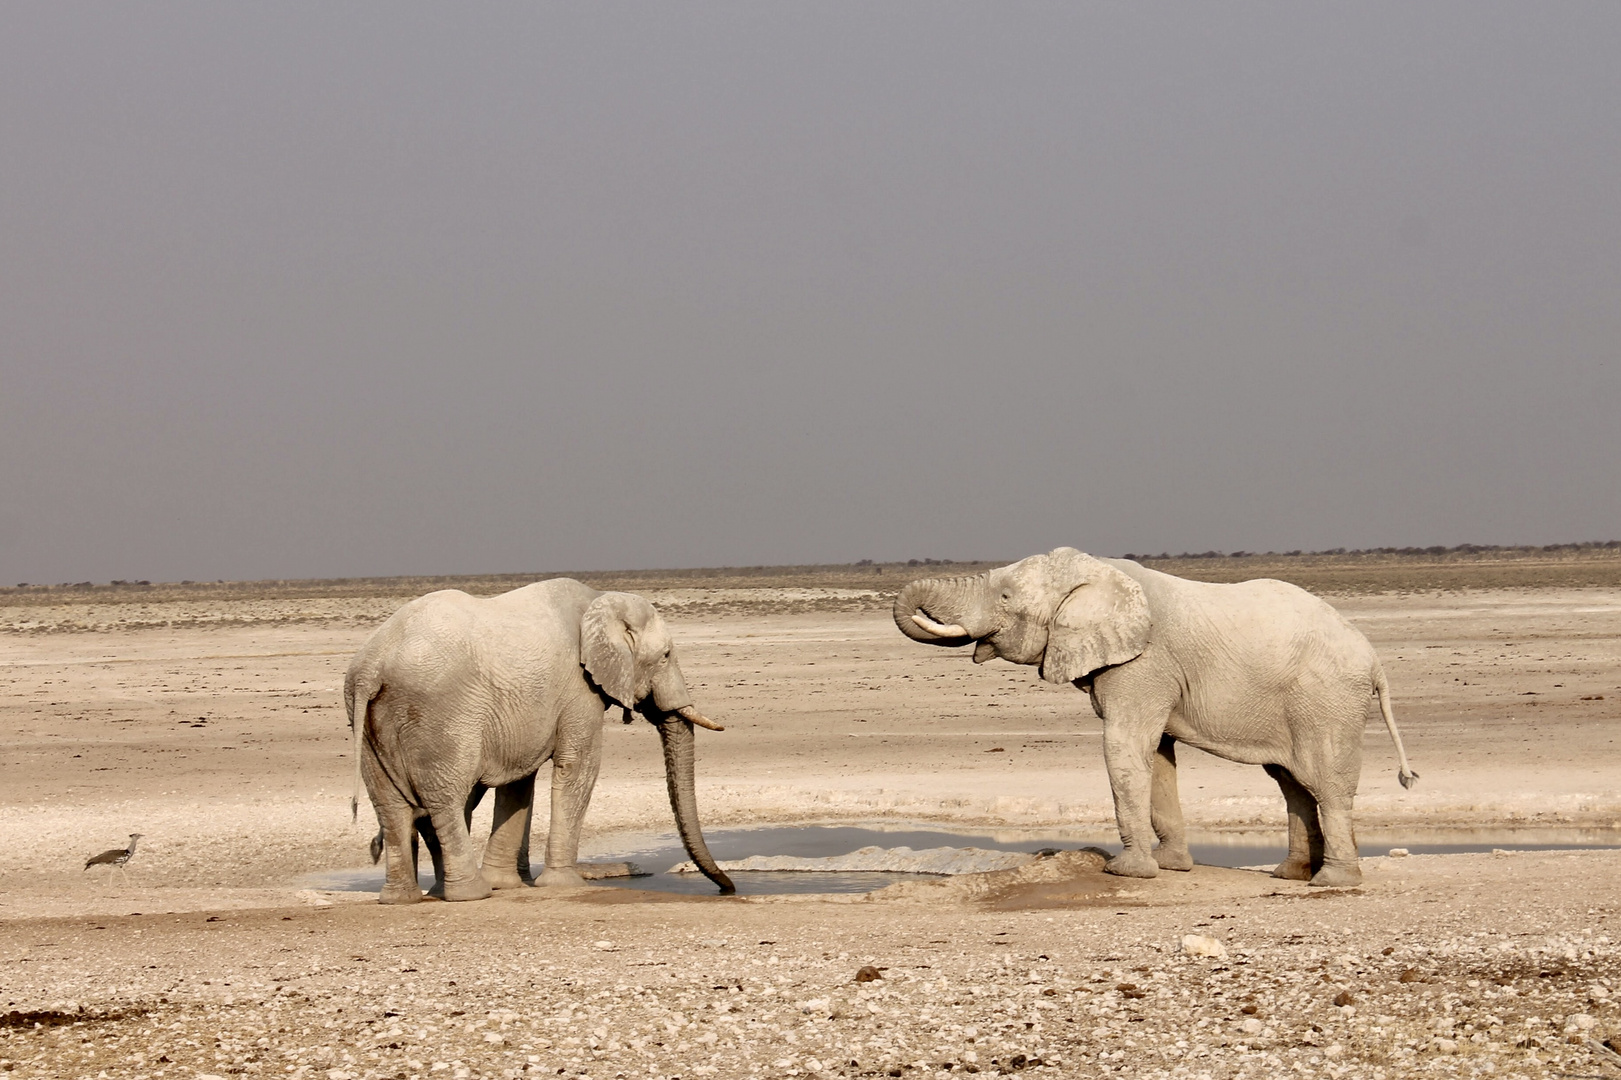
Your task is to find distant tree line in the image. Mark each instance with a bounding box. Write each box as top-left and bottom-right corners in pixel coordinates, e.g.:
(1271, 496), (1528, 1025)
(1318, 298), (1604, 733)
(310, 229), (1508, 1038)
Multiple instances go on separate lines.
(1121, 541), (1621, 561)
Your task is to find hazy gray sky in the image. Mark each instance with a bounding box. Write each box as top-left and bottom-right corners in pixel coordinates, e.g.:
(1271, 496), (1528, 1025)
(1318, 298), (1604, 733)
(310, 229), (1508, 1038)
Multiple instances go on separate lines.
(3, 3), (1617, 583)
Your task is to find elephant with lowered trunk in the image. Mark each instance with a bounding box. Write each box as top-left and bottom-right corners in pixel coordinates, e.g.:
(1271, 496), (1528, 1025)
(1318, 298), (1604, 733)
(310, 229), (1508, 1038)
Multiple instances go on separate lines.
(347, 579), (733, 903)
(895, 548), (1417, 887)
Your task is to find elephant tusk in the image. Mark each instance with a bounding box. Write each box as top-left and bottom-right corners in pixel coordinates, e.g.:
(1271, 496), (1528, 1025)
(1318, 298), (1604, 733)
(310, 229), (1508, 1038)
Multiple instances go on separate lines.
(910, 612), (969, 639)
(675, 705), (725, 732)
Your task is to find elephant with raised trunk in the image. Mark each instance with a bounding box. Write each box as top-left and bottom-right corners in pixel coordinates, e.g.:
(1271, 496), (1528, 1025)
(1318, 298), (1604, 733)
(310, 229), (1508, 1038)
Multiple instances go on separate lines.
(894, 548), (1417, 887)
(347, 579), (734, 903)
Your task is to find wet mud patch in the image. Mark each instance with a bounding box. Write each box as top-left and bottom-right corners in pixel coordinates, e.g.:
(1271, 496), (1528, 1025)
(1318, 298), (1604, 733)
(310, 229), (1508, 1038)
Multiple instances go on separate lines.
(1261, 887), (1366, 900)
(982, 875), (1136, 911)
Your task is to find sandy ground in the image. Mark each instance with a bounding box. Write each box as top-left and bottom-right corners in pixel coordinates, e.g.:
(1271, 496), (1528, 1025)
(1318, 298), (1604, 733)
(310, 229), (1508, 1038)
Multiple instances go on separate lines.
(2, 581), (1620, 1078)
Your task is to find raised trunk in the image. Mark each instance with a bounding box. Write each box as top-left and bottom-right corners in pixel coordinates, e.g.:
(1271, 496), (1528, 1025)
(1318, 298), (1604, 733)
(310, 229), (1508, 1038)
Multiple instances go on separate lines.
(892, 576), (984, 646)
(654, 716), (735, 894)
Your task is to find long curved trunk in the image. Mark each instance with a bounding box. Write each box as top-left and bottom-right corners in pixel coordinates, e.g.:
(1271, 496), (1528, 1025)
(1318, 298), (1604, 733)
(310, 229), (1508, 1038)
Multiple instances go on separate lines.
(655, 716), (735, 894)
(893, 575), (986, 645)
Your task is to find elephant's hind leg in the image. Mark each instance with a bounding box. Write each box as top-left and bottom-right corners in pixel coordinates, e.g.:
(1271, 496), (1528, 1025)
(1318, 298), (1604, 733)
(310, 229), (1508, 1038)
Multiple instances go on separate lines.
(416, 815), (444, 897)
(362, 744), (426, 905)
(377, 811), (425, 905)
(423, 796), (493, 902)
(1150, 736), (1194, 871)
(1264, 763), (1323, 881)
(1308, 792), (1362, 888)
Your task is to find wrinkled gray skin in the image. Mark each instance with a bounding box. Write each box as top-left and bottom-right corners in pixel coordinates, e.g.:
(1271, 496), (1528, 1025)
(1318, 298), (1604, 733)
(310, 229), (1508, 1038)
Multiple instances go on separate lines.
(346, 579), (734, 904)
(895, 548), (1417, 887)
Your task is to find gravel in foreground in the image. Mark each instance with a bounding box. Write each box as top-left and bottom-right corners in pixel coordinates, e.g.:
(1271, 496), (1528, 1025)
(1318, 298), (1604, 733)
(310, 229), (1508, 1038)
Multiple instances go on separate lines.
(3, 851), (1618, 1080)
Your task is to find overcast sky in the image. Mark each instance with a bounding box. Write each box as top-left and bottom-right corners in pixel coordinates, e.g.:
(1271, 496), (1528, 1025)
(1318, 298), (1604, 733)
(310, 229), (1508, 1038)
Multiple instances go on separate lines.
(2, 4), (1617, 583)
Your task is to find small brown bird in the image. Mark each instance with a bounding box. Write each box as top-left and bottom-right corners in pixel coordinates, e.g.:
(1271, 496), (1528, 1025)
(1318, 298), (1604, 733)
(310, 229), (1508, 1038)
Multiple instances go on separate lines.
(84, 833), (143, 878)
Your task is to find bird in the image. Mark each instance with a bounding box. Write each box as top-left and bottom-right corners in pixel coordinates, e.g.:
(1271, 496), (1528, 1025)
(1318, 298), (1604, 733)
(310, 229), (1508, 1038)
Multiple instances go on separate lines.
(84, 833), (143, 881)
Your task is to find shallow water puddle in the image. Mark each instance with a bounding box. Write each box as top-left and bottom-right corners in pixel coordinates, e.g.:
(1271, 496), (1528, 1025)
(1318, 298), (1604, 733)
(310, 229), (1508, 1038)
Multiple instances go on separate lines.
(306, 824), (1621, 897)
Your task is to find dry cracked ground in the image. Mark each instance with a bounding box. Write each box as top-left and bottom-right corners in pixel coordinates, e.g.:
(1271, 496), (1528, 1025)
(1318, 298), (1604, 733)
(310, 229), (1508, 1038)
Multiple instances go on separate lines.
(2, 558), (1620, 1080)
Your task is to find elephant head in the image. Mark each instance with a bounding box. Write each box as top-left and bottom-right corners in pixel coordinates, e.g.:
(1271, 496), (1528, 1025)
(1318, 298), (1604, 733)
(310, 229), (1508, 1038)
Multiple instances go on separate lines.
(580, 592), (735, 893)
(893, 547), (1151, 684)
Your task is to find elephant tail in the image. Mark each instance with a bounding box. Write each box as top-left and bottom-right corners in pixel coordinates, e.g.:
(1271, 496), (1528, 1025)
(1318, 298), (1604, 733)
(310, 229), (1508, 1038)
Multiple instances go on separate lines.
(347, 668), (380, 824)
(1374, 666), (1419, 789)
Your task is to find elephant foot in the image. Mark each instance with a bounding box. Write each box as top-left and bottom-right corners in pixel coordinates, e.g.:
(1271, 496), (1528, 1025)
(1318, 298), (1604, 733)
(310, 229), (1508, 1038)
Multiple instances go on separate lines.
(1271, 857), (1315, 881)
(378, 882), (425, 905)
(1104, 849), (1160, 879)
(1308, 860), (1362, 888)
(481, 867), (529, 891)
(1154, 844), (1194, 872)
(441, 874), (494, 902)
(536, 865), (588, 888)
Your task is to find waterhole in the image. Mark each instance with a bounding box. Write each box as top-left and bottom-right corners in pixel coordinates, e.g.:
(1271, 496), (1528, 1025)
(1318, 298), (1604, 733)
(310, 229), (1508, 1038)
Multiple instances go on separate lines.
(306, 825), (1620, 897)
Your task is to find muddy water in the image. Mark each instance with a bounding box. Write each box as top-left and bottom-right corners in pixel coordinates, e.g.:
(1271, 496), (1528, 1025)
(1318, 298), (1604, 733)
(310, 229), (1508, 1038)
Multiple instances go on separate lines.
(305, 824), (1621, 897)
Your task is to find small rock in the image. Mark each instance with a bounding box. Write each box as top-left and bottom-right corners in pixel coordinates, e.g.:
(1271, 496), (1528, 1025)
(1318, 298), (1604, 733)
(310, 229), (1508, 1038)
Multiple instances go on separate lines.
(855, 965), (884, 983)
(482, 1032), (504, 1045)
(799, 998), (830, 1015)
(1567, 1013), (1597, 1032)
(1492, 848), (1513, 856)
(1432, 1038), (1458, 1054)
(1240, 1018), (1264, 1035)
(592, 940), (614, 951)
(1399, 968), (1421, 983)
(1180, 934), (1227, 960)
(1388, 848), (1409, 858)
(1333, 990), (1354, 1007)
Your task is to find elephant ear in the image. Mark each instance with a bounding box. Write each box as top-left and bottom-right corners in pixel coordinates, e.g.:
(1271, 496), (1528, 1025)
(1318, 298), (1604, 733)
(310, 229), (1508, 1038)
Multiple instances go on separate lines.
(1039, 548), (1151, 684)
(580, 593), (641, 708)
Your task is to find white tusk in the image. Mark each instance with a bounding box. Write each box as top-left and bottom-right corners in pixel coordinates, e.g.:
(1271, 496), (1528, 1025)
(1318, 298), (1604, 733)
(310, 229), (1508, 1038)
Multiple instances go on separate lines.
(911, 612), (969, 638)
(676, 705), (725, 731)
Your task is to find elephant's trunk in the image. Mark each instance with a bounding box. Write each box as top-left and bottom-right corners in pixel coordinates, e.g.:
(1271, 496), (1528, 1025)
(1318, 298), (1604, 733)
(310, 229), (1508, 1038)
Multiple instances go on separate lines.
(893, 575), (984, 646)
(654, 714), (735, 894)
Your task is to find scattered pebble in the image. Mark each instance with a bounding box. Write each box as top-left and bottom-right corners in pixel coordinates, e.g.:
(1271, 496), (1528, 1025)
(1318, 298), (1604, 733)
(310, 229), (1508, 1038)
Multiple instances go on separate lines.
(1179, 934), (1227, 959)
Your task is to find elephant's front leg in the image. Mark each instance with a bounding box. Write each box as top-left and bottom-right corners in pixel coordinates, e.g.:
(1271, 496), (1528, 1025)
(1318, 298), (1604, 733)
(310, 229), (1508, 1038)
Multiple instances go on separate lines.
(1263, 763), (1323, 881)
(1101, 716), (1165, 879)
(481, 774), (536, 889)
(537, 699), (605, 887)
(1150, 735), (1193, 871)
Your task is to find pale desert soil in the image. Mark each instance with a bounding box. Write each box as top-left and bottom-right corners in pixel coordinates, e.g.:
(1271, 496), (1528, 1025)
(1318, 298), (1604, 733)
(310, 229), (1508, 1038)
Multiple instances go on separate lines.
(2, 579), (1619, 1079)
